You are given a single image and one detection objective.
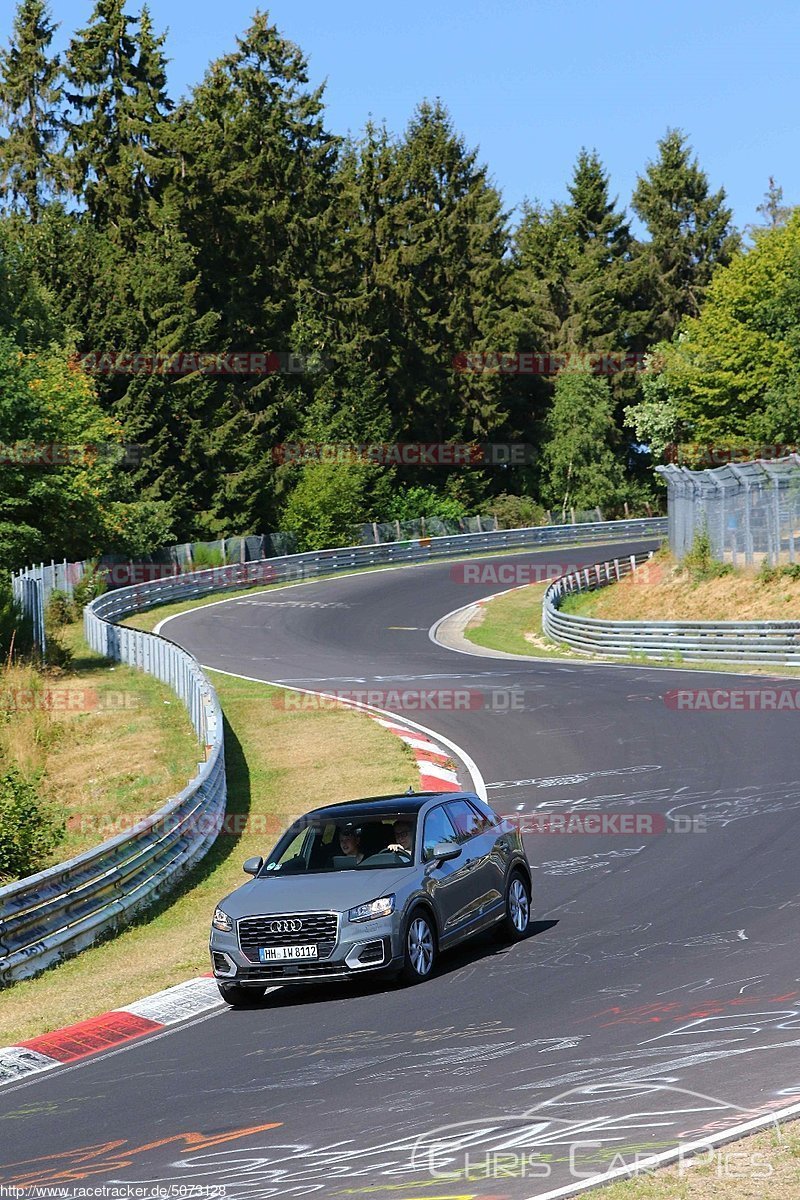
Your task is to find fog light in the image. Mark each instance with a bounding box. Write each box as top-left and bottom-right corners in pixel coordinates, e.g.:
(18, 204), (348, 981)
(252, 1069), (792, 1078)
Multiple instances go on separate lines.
(212, 951), (237, 977)
(345, 940), (385, 969)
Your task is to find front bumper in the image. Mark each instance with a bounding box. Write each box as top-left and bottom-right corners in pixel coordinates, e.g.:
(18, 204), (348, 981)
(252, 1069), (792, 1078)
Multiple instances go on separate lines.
(210, 913), (400, 985)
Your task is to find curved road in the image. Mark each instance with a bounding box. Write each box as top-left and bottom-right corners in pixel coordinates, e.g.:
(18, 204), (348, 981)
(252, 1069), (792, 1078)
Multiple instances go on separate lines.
(2, 537), (800, 1199)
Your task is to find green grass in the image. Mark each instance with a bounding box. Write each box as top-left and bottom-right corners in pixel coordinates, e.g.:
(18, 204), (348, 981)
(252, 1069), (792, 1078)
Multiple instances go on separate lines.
(463, 582), (586, 660)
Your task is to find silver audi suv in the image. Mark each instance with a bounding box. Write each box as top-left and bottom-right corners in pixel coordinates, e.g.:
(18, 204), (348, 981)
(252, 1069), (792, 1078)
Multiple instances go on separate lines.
(210, 790), (532, 1004)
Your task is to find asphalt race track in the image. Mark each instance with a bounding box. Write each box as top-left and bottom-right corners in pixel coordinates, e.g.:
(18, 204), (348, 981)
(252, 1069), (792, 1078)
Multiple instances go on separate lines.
(3, 537), (800, 1199)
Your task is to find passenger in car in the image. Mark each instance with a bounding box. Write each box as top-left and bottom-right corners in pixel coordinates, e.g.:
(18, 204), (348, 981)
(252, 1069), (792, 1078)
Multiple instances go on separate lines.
(337, 825), (364, 864)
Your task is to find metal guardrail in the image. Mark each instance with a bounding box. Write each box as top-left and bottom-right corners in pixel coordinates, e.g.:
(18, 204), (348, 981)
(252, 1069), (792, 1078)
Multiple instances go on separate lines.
(1, 516), (663, 985)
(0, 607), (225, 986)
(67, 518), (668, 618)
(543, 553), (800, 664)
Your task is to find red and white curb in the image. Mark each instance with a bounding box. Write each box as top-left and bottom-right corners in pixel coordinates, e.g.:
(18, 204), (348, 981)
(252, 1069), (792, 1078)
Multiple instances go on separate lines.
(371, 716), (461, 792)
(0, 976), (224, 1087)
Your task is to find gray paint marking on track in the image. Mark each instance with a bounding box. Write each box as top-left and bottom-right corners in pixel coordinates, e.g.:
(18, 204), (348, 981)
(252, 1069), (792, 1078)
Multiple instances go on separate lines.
(487, 765), (663, 790)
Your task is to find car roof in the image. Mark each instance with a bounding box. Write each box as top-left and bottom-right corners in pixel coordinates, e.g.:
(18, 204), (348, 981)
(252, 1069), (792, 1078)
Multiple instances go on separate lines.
(306, 792), (475, 821)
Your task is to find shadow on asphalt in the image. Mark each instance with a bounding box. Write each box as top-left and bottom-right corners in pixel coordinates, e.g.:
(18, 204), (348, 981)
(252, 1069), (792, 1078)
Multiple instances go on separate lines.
(234, 918), (560, 1011)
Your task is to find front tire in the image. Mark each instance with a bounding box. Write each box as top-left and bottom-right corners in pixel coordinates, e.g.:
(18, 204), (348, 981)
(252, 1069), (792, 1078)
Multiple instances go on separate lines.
(218, 982), (266, 1007)
(399, 908), (437, 984)
(496, 871), (531, 942)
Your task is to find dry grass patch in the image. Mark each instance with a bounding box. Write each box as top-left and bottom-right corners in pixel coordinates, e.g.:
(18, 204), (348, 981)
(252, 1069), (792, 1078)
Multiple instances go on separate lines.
(601, 1120), (800, 1199)
(565, 554), (800, 622)
(0, 623), (198, 871)
(0, 669), (417, 1044)
(460, 560), (800, 675)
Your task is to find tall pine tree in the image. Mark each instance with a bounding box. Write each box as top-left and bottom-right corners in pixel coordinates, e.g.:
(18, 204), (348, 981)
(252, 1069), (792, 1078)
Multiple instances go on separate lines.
(160, 13), (338, 534)
(325, 103), (512, 452)
(631, 129), (739, 340)
(514, 149), (637, 355)
(64, 0), (172, 236)
(0, 0), (63, 220)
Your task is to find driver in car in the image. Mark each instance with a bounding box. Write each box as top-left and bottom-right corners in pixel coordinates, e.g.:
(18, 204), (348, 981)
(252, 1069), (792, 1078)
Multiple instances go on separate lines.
(386, 818), (414, 855)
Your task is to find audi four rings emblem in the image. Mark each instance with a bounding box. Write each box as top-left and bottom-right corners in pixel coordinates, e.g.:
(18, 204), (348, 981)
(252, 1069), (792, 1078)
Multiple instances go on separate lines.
(270, 918), (303, 933)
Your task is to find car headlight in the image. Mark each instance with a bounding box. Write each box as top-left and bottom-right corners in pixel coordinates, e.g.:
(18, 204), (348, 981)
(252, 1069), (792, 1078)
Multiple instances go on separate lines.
(212, 907), (233, 932)
(348, 895), (395, 923)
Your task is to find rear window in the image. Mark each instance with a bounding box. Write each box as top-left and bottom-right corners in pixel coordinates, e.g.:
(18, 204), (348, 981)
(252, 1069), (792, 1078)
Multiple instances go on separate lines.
(445, 798), (485, 841)
(471, 797), (501, 827)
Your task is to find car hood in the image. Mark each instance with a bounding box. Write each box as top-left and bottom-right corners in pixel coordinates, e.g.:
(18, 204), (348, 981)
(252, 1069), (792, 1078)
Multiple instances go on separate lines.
(218, 867), (413, 919)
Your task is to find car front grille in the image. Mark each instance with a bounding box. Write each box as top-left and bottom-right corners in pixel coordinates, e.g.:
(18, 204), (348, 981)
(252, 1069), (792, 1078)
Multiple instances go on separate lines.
(238, 912), (338, 963)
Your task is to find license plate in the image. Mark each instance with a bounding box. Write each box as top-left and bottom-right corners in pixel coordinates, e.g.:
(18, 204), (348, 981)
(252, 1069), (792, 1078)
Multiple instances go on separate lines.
(258, 944), (318, 962)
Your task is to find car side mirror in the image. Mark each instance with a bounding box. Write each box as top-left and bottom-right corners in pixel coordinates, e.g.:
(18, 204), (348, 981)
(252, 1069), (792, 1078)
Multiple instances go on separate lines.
(431, 841), (461, 863)
(243, 856), (263, 876)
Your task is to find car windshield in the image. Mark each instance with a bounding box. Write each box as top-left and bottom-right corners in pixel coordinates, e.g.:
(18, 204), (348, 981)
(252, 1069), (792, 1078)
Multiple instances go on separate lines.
(259, 813), (417, 874)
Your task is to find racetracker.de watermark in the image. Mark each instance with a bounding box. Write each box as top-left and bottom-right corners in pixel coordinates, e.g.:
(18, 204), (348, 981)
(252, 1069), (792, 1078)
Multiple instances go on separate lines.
(271, 442), (535, 466)
(271, 687), (525, 713)
(64, 810), (706, 838)
(0, 688), (141, 713)
(95, 561), (299, 588)
(454, 351), (646, 374)
(450, 559), (665, 586)
(452, 560), (582, 584)
(0, 1188), (225, 1199)
(76, 351), (329, 375)
(664, 687), (800, 711)
(0, 441), (142, 466)
(507, 812), (706, 835)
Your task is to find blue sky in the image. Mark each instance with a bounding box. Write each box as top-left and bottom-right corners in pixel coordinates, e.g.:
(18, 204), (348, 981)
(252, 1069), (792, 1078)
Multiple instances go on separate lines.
(3, 0), (798, 231)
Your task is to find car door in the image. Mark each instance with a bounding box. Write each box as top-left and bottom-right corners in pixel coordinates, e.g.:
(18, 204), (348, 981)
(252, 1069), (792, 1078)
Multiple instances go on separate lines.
(444, 798), (505, 930)
(420, 803), (479, 945)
